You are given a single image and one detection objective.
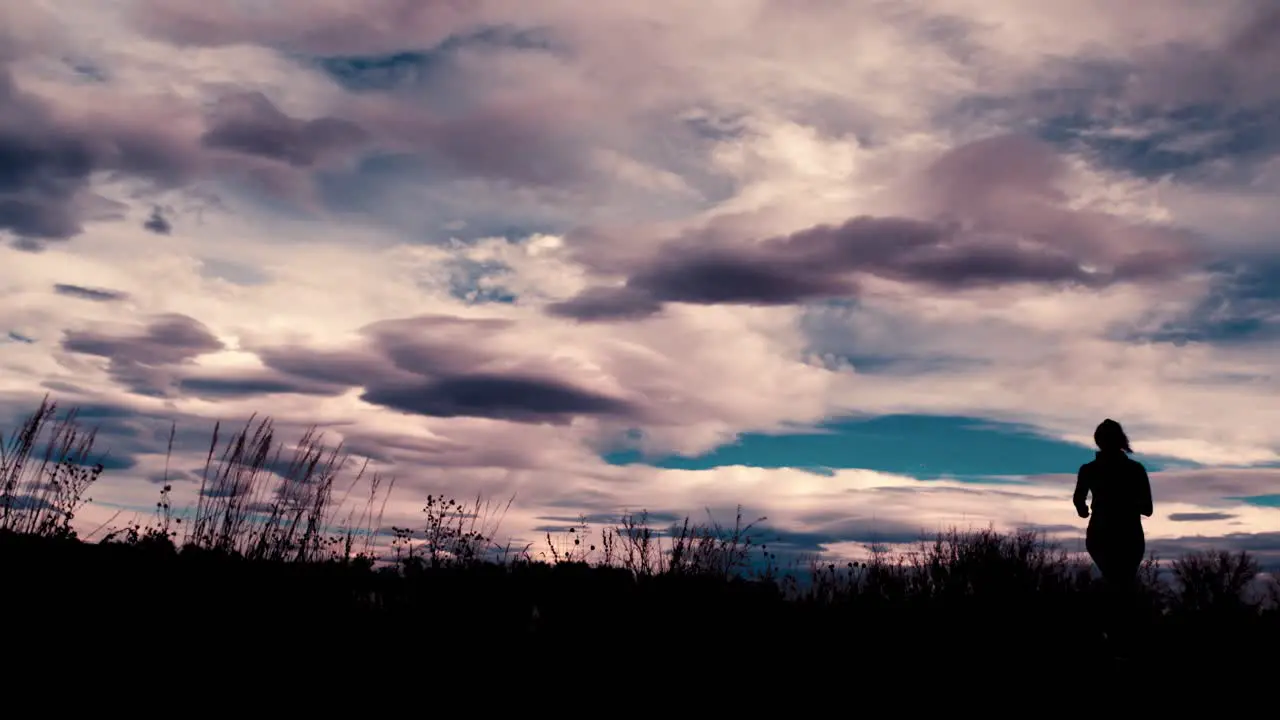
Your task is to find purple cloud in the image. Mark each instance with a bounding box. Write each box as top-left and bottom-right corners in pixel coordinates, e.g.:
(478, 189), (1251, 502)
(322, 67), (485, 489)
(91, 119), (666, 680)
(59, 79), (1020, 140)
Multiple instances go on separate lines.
(62, 314), (223, 366)
(63, 311), (637, 424)
(53, 284), (129, 302)
(0, 68), (199, 243)
(143, 207), (172, 234)
(361, 374), (634, 423)
(202, 92), (368, 168)
(129, 0), (488, 56)
(0, 62), (377, 244)
(61, 314), (224, 395)
(550, 135), (1203, 321)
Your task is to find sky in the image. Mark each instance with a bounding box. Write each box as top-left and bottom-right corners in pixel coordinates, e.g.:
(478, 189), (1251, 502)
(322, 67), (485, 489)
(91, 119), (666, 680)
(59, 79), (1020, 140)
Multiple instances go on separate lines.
(2, 0), (1279, 570)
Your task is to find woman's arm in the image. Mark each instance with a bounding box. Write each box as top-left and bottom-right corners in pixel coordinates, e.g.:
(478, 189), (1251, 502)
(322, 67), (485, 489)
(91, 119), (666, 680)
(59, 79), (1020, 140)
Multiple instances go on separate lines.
(1073, 466), (1090, 518)
(1138, 464), (1153, 517)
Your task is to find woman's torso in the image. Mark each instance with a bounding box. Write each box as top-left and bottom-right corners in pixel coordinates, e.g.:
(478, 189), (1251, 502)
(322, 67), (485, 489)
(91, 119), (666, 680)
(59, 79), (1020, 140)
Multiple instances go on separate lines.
(1083, 454), (1145, 529)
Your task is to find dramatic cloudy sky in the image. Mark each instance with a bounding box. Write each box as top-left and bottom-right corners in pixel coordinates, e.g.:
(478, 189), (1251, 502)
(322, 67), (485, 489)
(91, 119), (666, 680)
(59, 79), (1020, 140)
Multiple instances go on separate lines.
(3, 0), (1279, 568)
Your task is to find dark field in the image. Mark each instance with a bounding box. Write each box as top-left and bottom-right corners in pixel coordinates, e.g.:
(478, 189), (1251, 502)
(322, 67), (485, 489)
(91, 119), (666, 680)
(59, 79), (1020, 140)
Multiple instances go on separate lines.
(2, 398), (1276, 690)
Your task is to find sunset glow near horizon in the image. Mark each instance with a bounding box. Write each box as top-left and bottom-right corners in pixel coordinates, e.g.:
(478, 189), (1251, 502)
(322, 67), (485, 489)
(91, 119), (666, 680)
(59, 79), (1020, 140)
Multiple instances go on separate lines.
(1, 1), (1279, 568)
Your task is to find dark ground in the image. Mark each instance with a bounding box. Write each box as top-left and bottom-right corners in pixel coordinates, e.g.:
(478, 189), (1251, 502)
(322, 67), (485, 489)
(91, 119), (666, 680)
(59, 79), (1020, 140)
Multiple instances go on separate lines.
(2, 531), (1273, 693)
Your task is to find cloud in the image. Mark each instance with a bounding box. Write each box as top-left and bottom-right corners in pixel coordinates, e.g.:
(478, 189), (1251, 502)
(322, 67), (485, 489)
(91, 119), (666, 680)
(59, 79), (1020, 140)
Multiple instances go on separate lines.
(1120, 2), (1280, 110)
(756, 518), (934, 552)
(129, 0), (491, 56)
(1168, 512), (1237, 522)
(53, 283), (129, 302)
(60, 313), (224, 395)
(62, 313), (222, 366)
(954, 3), (1280, 193)
(142, 207), (171, 234)
(546, 286), (665, 322)
(361, 374), (633, 423)
(201, 91), (367, 168)
(551, 137), (1202, 321)
(175, 375), (344, 399)
(0, 67), (196, 243)
(0, 54), (385, 245)
(252, 313), (639, 424)
(1148, 532), (1280, 570)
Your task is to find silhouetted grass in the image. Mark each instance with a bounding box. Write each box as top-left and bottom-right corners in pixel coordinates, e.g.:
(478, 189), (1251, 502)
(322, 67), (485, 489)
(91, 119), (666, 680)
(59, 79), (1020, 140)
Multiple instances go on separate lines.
(0, 399), (1276, 682)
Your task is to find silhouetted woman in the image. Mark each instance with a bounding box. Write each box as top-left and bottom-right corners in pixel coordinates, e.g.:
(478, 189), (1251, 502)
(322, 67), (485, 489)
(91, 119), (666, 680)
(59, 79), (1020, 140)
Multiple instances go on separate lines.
(1074, 419), (1154, 588)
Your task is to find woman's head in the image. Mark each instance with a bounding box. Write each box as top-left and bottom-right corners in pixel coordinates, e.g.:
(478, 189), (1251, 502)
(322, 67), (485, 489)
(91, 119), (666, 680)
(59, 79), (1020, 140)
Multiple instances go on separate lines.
(1094, 418), (1132, 454)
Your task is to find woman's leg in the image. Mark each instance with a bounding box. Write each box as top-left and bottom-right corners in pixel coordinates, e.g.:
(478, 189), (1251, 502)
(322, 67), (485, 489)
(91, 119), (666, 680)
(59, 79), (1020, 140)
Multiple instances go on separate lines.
(1085, 525), (1116, 641)
(1087, 522), (1144, 652)
(1107, 529), (1146, 654)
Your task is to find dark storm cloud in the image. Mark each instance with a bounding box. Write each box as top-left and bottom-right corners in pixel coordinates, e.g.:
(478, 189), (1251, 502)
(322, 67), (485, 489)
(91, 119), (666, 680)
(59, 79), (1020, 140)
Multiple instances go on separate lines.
(0, 73), (361, 246)
(550, 213), (1187, 321)
(361, 374), (634, 423)
(143, 207), (171, 234)
(1147, 532), (1280, 570)
(544, 286), (666, 322)
(0, 67), (203, 245)
(61, 314), (223, 395)
(756, 519), (929, 552)
(253, 314), (637, 423)
(0, 494), (60, 513)
(53, 283), (129, 302)
(1169, 512), (1238, 522)
(0, 78), (113, 238)
(550, 134), (1202, 321)
(62, 314), (223, 366)
(0, 54), (398, 246)
(77, 451), (137, 471)
(146, 468), (199, 486)
(51, 313), (558, 410)
(202, 92), (368, 168)
(176, 375), (347, 399)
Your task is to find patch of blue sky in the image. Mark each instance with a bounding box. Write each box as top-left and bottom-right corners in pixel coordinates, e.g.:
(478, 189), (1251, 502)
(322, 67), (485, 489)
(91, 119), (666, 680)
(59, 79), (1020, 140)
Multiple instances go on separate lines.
(604, 414), (1195, 482)
(1118, 260), (1280, 347)
(311, 26), (563, 94)
(314, 154), (570, 244)
(198, 258), (272, 286)
(444, 257), (517, 305)
(1033, 102), (1280, 180)
(1226, 494), (1280, 508)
